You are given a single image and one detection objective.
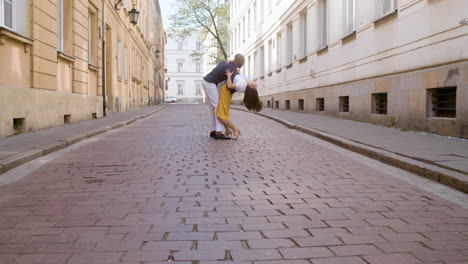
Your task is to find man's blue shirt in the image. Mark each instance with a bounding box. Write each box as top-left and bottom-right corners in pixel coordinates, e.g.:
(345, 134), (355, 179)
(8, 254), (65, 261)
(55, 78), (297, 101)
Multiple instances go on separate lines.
(203, 61), (236, 85)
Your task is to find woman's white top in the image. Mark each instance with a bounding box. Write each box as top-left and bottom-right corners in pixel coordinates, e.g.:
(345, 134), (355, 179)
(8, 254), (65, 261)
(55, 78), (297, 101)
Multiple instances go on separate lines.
(234, 74), (247, 93)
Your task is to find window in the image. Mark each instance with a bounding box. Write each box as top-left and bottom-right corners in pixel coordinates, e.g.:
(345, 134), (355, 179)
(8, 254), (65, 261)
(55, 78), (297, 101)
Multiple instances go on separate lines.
(87, 7), (97, 64)
(178, 41), (183, 51)
(276, 33), (281, 69)
(286, 23), (293, 65)
(177, 59), (184, 72)
(253, 51), (258, 78)
(298, 99), (304, 111)
(318, 0), (328, 50)
(247, 9), (251, 36)
(196, 42), (202, 51)
(247, 55), (252, 78)
(196, 62), (201, 73)
(1, 0), (14, 29)
(260, 46), (265, 77)
(58, 0), (72, 53)
(253, 1), (257, 32)
(268, 39), (273, 73)
(259, 0), (264, 22)
(316, 98), (325, 111)
(57, 0), (63, 51)
(117, 40), (122, 79)
(267, 0), (272, 14)
(372, 93), (388, 115)
(275, 101), (279, 109)
(299, 10), (307, 59)
(339, 96), (350, 112)
(195, 82), (202, 95)
(242, 16), (245, 42)
(427, 87), (457, 118)
(285, 100), (290, 110)
(124, 46), (128, 81)
(342, 0), (355, 37)
(267, 100), (271, 108)
(177, 82), (184, 95)
(374, 0), (395, 21)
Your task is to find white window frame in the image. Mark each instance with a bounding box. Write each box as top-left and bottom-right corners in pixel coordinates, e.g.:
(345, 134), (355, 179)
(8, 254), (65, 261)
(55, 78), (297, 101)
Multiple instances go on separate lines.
(196, 62), (201, 73)
(342, 0), (355, 38)
(317, 0), (328, 50)
(374, 0), (396, 21)
(247, 9), (251, 36)
(178, 41), (183, 51)
(242, 16), (245, 42)
(177, 82), (184, 95)
(1, 0), (16, 30)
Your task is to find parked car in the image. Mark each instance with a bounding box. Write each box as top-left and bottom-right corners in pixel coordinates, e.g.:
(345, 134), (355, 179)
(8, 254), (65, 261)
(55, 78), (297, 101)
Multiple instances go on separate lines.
(165, 96), (177, 103)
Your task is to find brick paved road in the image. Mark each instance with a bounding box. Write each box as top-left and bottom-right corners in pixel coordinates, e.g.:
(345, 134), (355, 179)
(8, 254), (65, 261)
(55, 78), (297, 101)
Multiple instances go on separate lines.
(0, 104), (467, 264)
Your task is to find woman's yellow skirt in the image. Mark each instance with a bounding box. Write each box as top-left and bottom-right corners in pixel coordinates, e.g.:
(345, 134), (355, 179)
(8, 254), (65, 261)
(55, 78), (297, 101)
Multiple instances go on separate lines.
(216, 84), (233, 120)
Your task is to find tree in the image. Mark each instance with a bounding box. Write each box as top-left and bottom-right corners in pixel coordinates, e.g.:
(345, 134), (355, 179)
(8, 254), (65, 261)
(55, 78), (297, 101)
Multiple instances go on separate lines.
(169, 0), (229, 65)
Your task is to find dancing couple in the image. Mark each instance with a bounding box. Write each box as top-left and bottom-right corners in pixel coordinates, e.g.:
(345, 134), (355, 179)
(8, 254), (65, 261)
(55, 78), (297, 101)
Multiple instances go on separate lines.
(202, 54), (262, 140)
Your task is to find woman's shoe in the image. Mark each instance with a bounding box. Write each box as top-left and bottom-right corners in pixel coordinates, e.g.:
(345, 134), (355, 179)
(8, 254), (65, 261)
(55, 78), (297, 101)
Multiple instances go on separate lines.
(233, 129), (240, 140)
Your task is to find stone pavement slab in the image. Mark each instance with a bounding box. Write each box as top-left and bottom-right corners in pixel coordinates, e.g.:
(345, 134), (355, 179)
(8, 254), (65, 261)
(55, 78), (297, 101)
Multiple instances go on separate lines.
(0, 104), (466, 263)
(0, 105), (167, 176)
(233, 106), (468, 193)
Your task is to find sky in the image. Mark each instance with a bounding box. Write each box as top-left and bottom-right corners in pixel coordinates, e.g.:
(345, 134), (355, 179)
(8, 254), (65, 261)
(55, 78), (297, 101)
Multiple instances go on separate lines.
(159, 0), (176, 30)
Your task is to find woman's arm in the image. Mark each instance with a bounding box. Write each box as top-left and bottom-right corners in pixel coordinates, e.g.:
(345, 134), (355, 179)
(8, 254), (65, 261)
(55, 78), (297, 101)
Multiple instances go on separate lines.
(225, 69), (236, 90)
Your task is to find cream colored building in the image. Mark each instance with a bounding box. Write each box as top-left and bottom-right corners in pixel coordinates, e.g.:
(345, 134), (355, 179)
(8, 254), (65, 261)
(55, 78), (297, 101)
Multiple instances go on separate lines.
(229, 0), (468, 138)
(0, 0), (165, 138)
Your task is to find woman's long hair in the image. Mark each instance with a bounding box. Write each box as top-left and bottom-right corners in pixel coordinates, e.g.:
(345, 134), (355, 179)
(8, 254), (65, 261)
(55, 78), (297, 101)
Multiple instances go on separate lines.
(243, 86), (262, 112)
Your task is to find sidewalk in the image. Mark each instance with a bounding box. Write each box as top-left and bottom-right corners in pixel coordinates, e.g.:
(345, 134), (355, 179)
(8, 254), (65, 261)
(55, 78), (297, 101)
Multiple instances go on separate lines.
(233, 106), (468, 193)
(0, 104), (167, 176)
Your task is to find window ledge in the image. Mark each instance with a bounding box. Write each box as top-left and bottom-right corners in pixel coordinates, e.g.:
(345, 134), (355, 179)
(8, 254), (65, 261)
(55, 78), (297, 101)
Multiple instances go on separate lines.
(260, 75), (265, 79)
(342, 30), (356, 41)
(299, 56), (307, 63)
(268, 72), (273, 76)
(88, 63), (99, 71)
(285, 63), (293, 69)
(374, 9), (398, 24)
(317, 45), (328, 54)
(57, 51), (76, 62)
(0, 27), (33, 48)
(276, 68), (282, 73)
(427, 117), (456, 121)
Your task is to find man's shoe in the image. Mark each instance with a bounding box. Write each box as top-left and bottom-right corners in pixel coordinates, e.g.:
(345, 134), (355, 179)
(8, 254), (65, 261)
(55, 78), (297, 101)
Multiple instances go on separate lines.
(210, 131), (216, 138)
(214, 133), (231, 140)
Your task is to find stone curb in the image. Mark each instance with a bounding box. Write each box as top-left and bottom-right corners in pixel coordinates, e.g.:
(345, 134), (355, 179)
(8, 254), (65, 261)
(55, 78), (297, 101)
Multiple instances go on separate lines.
(0, 105), (167, 176)
(234, 108), (468, 194)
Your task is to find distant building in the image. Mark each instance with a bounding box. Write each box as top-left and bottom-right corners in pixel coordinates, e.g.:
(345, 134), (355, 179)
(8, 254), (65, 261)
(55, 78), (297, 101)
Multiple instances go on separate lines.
(228, 0), (468, 138)
(165, 31), (205, 103)
(0, 0), (165, 138)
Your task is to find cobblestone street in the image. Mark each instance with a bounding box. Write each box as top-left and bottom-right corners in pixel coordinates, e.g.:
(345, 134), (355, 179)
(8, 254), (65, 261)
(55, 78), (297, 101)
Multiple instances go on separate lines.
(0, 104), (467, 264)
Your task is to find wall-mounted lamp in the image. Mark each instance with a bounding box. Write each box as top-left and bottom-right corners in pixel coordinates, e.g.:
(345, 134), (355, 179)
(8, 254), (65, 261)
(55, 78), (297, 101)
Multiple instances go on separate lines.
(129, 7), (140, 25)
(155, 49), (161, 58)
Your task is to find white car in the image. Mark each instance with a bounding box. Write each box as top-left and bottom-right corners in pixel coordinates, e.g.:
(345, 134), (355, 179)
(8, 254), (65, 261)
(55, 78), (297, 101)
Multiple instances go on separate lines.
(165, 96), (177, 103)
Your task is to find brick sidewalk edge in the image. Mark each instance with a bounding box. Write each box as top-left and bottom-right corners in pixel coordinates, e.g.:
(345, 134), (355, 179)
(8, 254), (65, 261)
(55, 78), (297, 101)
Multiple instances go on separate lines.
(0, 105), (168, 176)
(233, 108), (468, 194)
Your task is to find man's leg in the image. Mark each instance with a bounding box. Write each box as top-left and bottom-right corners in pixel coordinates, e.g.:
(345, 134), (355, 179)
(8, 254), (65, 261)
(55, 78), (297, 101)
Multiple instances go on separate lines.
(202, 80), (223, 133)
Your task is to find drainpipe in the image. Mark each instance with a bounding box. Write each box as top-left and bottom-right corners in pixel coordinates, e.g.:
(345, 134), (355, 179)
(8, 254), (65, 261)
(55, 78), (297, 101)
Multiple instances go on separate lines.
(101, 0), (106, 116)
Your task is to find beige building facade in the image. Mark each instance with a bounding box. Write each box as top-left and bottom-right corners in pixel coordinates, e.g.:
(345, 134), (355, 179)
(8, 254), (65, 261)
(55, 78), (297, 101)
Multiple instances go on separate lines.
(229, 0), (468, 138)
(0, 0), (165, 138)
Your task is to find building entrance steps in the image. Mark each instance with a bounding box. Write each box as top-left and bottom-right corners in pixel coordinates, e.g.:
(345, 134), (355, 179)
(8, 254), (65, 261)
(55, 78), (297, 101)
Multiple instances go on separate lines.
(232, 106), (468, 193)
(0, 105), (167, 176)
